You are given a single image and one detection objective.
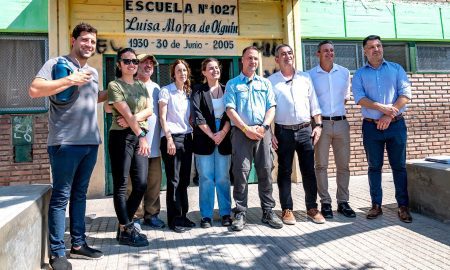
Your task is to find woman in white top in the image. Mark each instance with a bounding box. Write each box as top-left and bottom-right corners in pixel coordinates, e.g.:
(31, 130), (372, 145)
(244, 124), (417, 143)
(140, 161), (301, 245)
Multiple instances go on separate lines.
(191, 58), (232, 228)
(159, 59), (194, 233)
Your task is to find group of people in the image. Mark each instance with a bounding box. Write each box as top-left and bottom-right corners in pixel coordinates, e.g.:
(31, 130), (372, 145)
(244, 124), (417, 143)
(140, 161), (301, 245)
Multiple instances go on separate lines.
(28, 22), (413, 270)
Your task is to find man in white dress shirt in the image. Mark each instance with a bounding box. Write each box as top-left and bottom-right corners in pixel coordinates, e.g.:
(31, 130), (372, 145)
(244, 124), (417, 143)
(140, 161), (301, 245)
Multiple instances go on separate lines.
(308, 40), (356, 219)
(268, 44), (325, 225)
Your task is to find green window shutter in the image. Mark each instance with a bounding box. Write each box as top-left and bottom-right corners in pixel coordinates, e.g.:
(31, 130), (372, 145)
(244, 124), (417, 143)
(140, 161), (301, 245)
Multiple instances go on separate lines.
(300, 0), (345, 38)
(0, 0), (48, 32)
(441, 7), (450, 39)
(344, 1), (396, 38)
(395, 3), (442, 39)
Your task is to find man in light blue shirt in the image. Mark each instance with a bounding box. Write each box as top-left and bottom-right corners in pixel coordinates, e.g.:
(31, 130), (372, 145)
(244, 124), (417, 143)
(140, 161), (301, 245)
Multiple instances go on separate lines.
(352, 35), (412, 223)
(224, 46), (282, 231)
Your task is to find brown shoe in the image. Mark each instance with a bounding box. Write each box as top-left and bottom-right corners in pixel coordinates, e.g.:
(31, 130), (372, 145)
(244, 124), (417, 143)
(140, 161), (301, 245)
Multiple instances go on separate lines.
(366, 204), (383, 219)
(281, 209), (296, 225)
(398, 206), (412, 223)
(306, 208), (325, 224)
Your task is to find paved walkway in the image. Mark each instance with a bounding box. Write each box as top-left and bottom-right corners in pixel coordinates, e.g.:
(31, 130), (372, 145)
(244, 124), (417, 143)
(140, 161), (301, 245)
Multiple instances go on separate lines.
(66, 174), (450, 269)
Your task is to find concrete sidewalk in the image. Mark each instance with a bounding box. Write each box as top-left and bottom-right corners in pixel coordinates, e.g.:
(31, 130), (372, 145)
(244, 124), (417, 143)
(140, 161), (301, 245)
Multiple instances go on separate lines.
(65, 174), (450, 269)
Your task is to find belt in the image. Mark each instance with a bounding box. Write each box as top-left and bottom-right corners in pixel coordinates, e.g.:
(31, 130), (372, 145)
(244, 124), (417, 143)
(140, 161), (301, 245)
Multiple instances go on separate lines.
(276, 122), (310, 130)
(322, 116), (346, 121)
(364, 114), (404, 124)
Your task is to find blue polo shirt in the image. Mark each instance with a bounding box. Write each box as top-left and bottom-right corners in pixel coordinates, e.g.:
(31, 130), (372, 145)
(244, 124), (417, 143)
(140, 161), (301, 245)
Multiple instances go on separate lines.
(224, 73), (276, 126)
(352, 60), (412, 119)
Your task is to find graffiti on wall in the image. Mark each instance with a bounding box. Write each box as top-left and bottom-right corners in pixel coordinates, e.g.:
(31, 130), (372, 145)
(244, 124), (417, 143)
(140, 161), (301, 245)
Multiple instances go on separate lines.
(96, 37), (281, 77)
(12, 115), (33, 145)
(252, 40), (280, 77)
(96, 39), (123, 54)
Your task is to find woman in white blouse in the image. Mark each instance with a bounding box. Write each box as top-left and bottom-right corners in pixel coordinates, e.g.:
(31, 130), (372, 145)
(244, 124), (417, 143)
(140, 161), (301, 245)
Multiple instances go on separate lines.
(159, 59), (194, 233)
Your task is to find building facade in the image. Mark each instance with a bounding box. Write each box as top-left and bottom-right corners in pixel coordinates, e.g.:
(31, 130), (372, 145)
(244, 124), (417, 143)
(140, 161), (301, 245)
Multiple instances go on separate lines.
(1, 0), (449, 197)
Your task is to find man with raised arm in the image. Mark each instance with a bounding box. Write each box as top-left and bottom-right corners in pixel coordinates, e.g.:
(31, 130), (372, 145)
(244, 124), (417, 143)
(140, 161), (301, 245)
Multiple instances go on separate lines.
(29, 23), (106, 270)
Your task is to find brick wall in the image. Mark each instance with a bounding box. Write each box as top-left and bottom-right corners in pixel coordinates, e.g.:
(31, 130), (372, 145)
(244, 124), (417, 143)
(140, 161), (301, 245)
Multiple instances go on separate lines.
(0, 114), (50, 186)
(325, 73), (450, 177)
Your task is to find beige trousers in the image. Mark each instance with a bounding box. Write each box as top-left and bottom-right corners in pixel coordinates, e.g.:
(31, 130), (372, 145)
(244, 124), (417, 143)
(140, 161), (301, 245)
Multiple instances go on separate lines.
(127, 156), (163, 219)
(314, 119), (351, 204)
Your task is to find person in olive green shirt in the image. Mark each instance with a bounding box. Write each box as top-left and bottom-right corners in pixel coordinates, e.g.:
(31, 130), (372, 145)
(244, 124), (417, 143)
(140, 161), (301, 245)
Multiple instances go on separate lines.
(107, 47), (152, 247)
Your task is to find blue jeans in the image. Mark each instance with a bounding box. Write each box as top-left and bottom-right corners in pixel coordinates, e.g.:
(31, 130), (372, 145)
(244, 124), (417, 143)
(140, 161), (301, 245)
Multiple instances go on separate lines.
(362, 119), (409, 207)
(196, 148), (231, 218)
(47, 145), (99, 257)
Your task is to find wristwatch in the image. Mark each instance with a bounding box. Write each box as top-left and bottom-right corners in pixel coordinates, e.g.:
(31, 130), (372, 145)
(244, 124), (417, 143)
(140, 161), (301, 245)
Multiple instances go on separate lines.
(315, 123), (323, 128)
(138, 130), (147, 138)
(263, 124), (270, 130)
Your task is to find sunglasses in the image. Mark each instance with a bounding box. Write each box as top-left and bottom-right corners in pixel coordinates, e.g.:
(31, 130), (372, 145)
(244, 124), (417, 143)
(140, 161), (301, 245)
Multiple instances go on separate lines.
(120, 58), (140, 65)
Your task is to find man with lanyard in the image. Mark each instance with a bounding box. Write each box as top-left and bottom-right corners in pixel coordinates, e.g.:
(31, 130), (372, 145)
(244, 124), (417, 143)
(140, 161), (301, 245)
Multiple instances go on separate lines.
(224, 46), (283, 231)
(352, 35), (412, 223)
(29, 23), (106, 270)
(308, 40), (356, 219)
(268, 44), (325, 225)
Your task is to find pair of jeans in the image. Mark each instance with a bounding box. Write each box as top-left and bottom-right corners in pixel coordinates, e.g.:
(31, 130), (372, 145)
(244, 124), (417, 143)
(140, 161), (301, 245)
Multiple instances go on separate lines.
(109, 129), (148, 225)
(160, 133), (193, 228)
(196, 148), (231, 219)
(362, 118), (409, 206)
(275, 124), (318, 210)
(231, 127), (275, 213)
(47, 144), (99, 257)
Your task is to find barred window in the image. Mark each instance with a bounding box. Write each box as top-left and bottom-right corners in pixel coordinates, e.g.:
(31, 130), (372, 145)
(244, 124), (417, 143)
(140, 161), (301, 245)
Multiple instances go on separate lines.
(0, 35), (48, 113)
(302, 41), (409, 72)
(416, 44), (450, 72)
(382, 44), (409, 72)
(302, 42), (364, 71)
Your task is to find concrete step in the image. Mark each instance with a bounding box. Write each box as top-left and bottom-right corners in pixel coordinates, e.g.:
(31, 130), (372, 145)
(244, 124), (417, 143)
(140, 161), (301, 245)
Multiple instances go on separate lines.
(0, 184), (51, 270)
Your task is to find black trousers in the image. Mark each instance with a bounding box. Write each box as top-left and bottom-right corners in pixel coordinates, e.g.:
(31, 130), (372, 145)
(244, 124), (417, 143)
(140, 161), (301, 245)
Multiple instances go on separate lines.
(109, 128), (148, 225)
(275, 124), (318, 210)
(160, 133), (193, 228)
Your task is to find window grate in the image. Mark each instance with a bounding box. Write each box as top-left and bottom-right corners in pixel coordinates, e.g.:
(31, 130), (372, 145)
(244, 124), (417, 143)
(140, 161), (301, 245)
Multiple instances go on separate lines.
(416, 44), (450, 72)
(302, 41), (409, 72)
(0, 35), (49, 113)
(302, 42), (364, 71)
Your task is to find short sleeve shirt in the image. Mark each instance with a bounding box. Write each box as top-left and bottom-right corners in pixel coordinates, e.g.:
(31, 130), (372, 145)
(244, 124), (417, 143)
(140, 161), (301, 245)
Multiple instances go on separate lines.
(35, 55), (101, 146)
(108, 79), (150, 130)
(158, 82), (192, 136)
(224, 73), (276, 126)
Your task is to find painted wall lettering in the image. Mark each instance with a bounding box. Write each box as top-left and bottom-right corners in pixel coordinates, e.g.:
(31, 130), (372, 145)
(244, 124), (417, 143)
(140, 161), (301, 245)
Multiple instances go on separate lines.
(128, 36), (237, 56)
(125, 0), (238, 35)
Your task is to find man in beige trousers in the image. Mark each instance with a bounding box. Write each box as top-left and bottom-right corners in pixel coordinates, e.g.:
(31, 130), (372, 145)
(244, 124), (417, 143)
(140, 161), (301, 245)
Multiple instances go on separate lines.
(308, 40), (356, 219)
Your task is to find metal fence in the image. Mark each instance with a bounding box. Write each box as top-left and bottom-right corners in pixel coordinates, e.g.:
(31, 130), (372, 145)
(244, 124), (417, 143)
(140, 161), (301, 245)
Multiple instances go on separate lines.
(0, 35), (48, 113)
